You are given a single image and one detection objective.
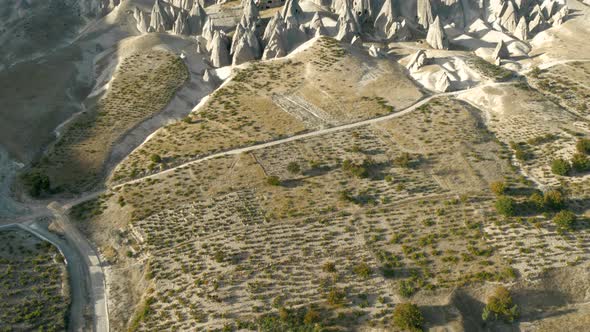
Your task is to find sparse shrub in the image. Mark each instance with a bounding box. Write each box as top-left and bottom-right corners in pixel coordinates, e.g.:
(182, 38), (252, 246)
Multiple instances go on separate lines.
(490, 181), (507, 196)
(392, 303), (424, 332)
(341, 159), (369, 178)
(394, 152), (413, 168)
(551, 158), (571, 176)
(495, 196), (516, 217)
(482, 286), (519, 323)
(528, 192), (544, 210)
(553, 210), (576, 232)
(326, 287), (346, 306)
(303, 308), (320, 324)
(286, 162), (301, 174)
(322, 261), (336, 273)
(352, 263), (371, 279)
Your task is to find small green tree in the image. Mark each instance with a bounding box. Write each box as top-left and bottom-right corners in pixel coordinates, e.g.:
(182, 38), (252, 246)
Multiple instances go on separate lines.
(576, 138), (590, 154)
(553, 210), (576, 232)
(571, 153), (590, 172)
(495, 196), (516, 216)
(150, 154), (162, 163)
(266, 176), (281, 186)
(286, 162), (301, 174)
(551, 158), (571, 176)
(352, 263), (372, 279)
(392, 303), (424, 332)
(482, 286), (519, 323)
(528, 192), (544, 210)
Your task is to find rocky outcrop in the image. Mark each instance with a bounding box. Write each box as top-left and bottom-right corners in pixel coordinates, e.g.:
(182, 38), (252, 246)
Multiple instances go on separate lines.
(210, 30), (231, 67)
(309, 12), (326, 37)
(492, 39), (509, 60)
(353, 0), (375, 24)
(551, 5), (568, 26)
(350, 35), (363, 47)
(514, 16), (528, 40)
(136, 9), (148, 33)
(417, 0), (435, 30)
(529, 5), (546, 34)
(187, 1), (207, 35)
(435, 71), (451, 92)
(500, 0), (518, 33)
(150, 0), (172, 32)
(368, 45), (381, 58)
(336, 1), (361, 42)
(262, 28), (287, 60)
(203, 17), (216, 46)
(426, 16), (448, 50)
(541, 0), (557, 19)
(172, 11), (189, 35)
(374, 0), (397, 39)
(407, 50), (427, 73)
(263, 12), (285, 43)
(231, 23), (246, 54)
(282, 0), (303, 24)
(241, 0), (259, 27)
(232, 32), (258, 65)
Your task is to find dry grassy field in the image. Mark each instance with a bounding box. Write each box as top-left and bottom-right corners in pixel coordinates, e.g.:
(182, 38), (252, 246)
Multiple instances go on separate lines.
(0, 228), (69, 332)
(29, 50), (188, 193)
(110, 37), (423, 184)
(72, 96), (562, 330)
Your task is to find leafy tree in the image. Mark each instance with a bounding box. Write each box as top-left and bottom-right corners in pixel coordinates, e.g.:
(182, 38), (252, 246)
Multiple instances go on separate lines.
(528, 192), (545, 210)
(576, 138), (590, 154)
(286, 162), (301, 174)
(551, 158), (571, 176)
(495, 196), (516, 216)
(482, 286), (519, 323)
(553, 210), (576, 232)
(21, 171), (51, 197)
(392, 303), (424, 332)
(326, 288), (346, 306)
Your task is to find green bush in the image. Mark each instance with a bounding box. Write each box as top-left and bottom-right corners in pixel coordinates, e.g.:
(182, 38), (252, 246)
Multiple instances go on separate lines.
(150, 154), (162, 163)
(482, 286), (519, 323)
(576, 138), (590, 154)
(553, 210), (576, 231)
(495, 196), (516, 216)
(543, 190), (565, 211)
(266, 176), (281, 186)
(571, 153), (590, 172)
(551, 158), (571, 176)
(490, 181), (507, 196)
(286, 162), (301, 174)
(392, 303), (424, 332)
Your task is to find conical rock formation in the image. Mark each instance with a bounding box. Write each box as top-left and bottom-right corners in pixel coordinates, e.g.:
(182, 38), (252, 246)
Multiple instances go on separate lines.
(150, 0), (172, 32)
(336, 1), (361, 42)
(188, 1), (207, 35)
(426, 16), (448, 50)
(417, 0), (435, 30)
(374, 0), (397, 39)
(210, 30), (231, 67)
(262, 29), (287, 60)
(492, 39), (509, 60)
(514, 16), (528, 40)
